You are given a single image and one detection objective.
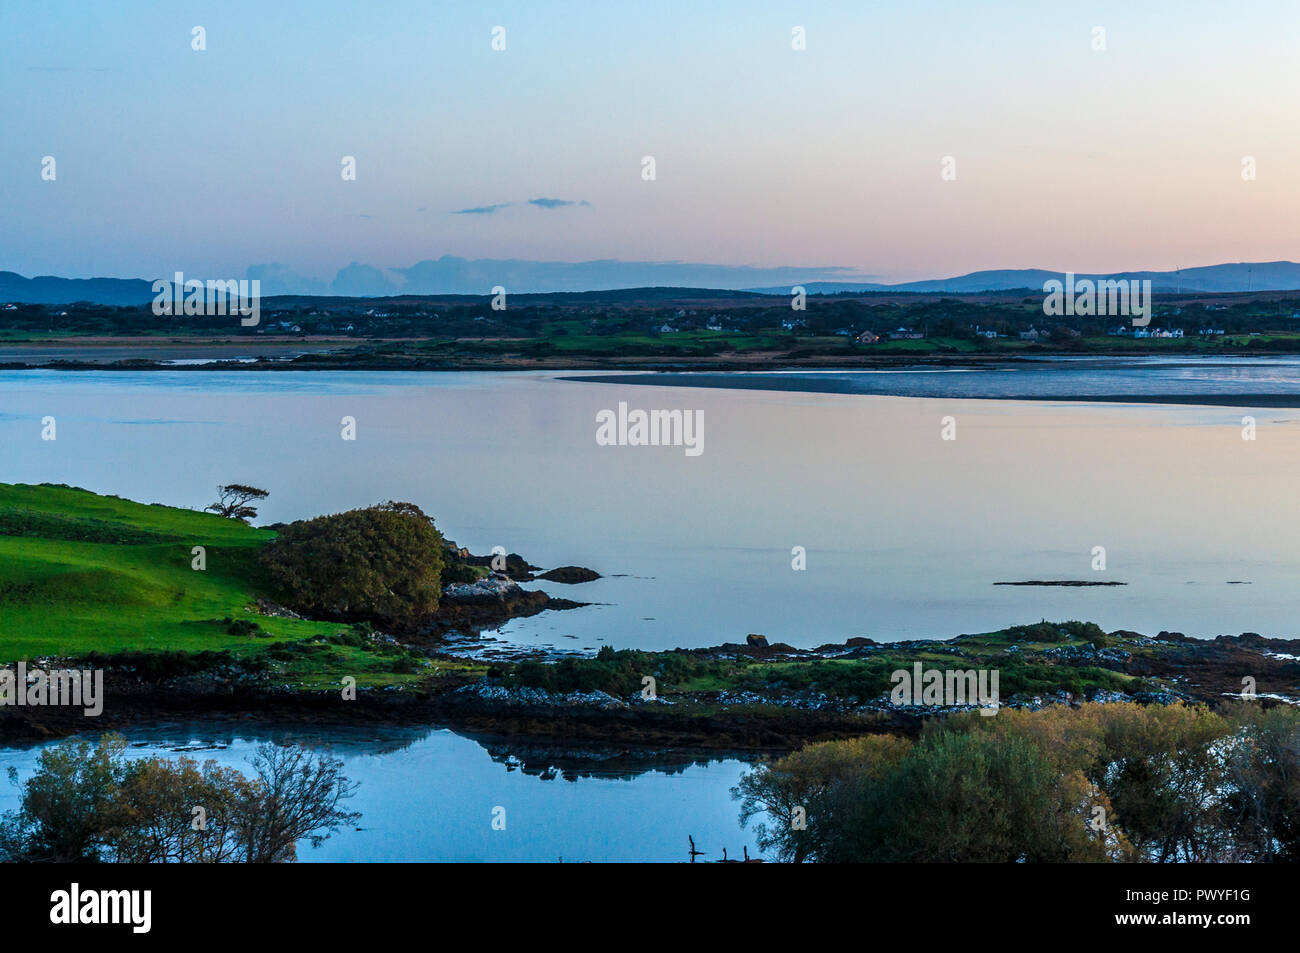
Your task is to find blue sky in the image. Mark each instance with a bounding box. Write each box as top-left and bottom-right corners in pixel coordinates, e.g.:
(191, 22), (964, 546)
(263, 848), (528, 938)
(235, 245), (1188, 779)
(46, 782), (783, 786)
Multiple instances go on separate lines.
(3, 0), (1299, 291)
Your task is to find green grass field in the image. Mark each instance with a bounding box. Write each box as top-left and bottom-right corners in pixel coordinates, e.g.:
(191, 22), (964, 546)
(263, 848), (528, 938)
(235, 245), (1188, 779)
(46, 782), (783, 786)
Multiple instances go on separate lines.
(0, 483), (339, 659)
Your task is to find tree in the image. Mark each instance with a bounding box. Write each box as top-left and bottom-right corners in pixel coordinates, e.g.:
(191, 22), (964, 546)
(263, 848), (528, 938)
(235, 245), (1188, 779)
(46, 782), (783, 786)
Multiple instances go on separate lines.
(0, 734), (359, 863)
(1220, 703), (1300, 862)
(206, 484), (269, 523)
(733, 735), (911, 863)
(259, 501), (447, 629)
(0, 735), (127, 862)
(825, 731), (1117, 863)
(107, 755), (255, 863)
(1089, 702), (1230, 862)
(235, 743), (360, 862)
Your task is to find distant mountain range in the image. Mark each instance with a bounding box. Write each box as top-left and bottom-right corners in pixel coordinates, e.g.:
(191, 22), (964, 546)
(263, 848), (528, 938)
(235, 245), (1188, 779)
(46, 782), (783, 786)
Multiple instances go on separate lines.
(0, 272), (159, 306)
(4, 260), (1300, 305)
(748, 262), (1300, 296)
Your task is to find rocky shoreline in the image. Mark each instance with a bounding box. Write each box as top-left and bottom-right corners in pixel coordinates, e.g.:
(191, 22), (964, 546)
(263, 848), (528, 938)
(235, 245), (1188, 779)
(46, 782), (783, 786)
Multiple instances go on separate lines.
(4, 621), (1298, 752)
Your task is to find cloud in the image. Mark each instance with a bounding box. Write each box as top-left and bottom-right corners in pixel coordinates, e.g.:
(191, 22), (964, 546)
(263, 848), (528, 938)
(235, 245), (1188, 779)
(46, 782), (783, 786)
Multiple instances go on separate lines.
(451, 198), (591, 214)
(245, 263), (328, 296)
(452, 203), (513, 215)
(329, 262), (405, 296)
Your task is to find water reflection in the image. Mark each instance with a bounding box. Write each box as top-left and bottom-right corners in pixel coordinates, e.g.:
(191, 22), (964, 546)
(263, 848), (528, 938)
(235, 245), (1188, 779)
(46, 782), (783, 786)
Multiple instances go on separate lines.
(0, 722), (759, 862)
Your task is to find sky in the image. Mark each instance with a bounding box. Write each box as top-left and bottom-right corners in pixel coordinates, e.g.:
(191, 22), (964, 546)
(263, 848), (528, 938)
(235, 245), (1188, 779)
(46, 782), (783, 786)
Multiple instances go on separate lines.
(3, 0), (1299, 292)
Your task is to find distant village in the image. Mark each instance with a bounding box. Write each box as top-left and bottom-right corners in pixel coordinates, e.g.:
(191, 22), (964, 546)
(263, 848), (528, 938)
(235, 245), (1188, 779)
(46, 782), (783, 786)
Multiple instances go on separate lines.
(641, 299), (1300, 347)
(5, 291), (1300, 353)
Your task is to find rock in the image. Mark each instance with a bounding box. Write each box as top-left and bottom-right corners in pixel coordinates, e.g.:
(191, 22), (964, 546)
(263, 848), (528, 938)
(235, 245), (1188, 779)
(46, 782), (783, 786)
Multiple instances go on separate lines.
(459, 551), (539, 580)
(1133, 690), (1181, 705)
(441, 574), (522, 604)
(1089, 690), (1133, 704)
(442, 541), (471, 559)
(1044, 644), (1096, 659)
(536, 566), (601, 584)
(746, 634), (769, 649)
(845, 637), (876, 648)
(254, 598), (301, 620)
(455, 682), (627, 710)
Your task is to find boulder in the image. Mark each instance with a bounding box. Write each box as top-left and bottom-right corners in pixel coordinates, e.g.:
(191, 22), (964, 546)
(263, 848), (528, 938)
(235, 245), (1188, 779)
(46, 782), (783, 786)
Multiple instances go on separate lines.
(536, 566), (601, 584)
(441, 574), (522, 604)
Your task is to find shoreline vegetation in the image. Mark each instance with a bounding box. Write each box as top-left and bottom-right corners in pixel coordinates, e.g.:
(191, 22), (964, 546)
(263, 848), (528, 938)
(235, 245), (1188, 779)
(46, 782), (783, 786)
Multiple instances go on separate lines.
(7, 286), (1300, 376)
(2, 484), (1298, 755)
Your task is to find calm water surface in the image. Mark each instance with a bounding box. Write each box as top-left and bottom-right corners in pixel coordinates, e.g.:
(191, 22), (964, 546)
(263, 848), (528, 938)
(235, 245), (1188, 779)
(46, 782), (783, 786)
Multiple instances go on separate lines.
(0, 725), (756, 862)
(3, 360), (1299, 646)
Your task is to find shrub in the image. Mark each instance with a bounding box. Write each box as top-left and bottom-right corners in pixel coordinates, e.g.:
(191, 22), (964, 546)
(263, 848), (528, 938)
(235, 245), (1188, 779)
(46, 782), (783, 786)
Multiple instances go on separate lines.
(224, 617), (262, 636)
(259, 501), (447, 629)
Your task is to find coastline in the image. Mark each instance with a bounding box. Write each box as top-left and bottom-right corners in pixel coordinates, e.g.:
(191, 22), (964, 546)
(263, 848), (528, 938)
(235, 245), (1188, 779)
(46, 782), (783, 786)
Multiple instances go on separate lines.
(5, 623), (1297, 752)
(4, 339), (1300, 374)
(7, 348), (1300, 409)
(561, 371), (1300, 407)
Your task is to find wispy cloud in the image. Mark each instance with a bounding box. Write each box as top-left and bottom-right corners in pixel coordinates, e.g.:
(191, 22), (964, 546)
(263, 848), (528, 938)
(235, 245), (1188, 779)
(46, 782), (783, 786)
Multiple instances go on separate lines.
(452, 198), (591, 215)
(452, 203), (513, 215)
(528, 197), (590, 209)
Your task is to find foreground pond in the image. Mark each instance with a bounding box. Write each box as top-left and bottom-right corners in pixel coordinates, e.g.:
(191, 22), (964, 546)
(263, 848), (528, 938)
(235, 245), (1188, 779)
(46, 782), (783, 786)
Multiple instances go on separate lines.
(0, 724), (759, 863)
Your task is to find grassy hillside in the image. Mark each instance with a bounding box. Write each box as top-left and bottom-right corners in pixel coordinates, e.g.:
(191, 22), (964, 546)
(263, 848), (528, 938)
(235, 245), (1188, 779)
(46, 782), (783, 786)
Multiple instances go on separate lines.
(0, 483), (338, 659)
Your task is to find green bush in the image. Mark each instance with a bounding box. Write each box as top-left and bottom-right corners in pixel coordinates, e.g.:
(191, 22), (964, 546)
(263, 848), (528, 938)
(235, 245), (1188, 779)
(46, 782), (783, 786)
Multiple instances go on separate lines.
(259, 502), (447, 629)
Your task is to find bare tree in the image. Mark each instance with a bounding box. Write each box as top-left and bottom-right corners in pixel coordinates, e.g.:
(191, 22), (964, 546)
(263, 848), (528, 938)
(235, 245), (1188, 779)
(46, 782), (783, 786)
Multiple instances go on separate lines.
(237, 743), (360, 862)
(205, 484), (269, 523)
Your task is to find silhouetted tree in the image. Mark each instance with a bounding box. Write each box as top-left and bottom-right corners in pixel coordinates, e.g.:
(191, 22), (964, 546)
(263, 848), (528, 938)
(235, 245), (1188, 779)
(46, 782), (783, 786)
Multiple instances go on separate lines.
(206, 484), (269, 523)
